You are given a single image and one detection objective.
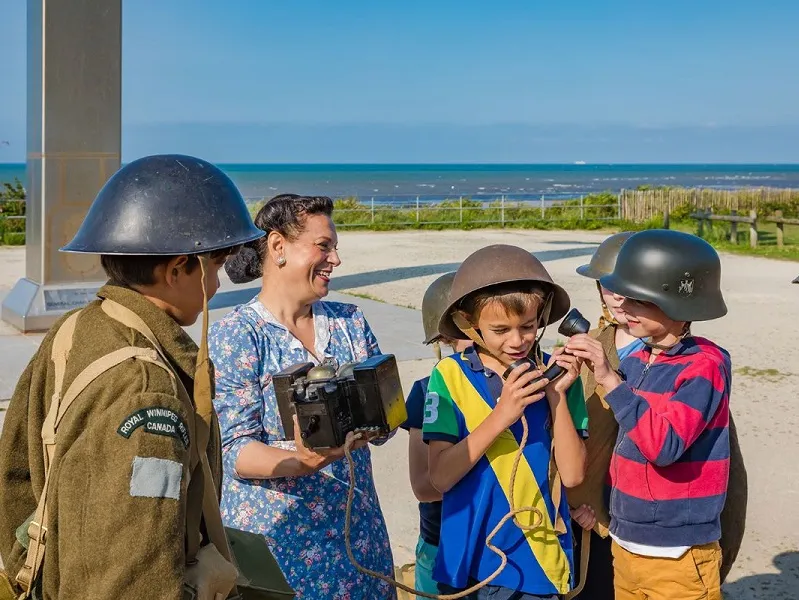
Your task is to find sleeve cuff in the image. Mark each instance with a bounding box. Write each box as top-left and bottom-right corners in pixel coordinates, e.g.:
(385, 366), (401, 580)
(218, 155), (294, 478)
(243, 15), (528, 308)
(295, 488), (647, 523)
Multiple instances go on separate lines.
(422, 432), (460, 445)
(223, 435), (260, 480)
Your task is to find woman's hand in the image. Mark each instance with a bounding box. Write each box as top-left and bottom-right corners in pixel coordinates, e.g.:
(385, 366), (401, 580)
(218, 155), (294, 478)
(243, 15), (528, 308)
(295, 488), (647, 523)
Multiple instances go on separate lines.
(292, 415), (369, 474)
(565, 334), (622, 392)
(494, 362), (549, 430)
(545, 347), (583, 395)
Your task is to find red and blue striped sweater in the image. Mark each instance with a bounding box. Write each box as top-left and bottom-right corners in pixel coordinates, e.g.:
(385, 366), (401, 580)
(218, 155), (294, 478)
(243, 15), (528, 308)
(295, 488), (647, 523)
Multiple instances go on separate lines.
(604, 336), (732, 548)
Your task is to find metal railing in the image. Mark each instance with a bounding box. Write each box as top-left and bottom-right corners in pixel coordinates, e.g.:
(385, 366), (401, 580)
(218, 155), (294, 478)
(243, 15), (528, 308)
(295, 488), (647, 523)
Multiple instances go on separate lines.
(246, 193), (623, 229)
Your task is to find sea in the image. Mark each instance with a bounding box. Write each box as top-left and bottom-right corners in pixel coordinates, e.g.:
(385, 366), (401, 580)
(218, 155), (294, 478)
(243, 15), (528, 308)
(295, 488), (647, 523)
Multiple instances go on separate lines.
(2, 163), (799, 205)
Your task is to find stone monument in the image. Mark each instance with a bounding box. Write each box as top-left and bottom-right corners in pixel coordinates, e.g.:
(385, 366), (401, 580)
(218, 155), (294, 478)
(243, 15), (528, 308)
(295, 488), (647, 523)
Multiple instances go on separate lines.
(2, 0), (121, 332)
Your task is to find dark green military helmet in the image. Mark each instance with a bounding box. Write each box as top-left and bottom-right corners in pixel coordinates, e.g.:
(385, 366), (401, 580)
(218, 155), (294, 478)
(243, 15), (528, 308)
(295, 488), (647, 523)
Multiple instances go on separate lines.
(422, 272), (456, 344)
(599, 229), (727, 322)
(576, 231), (636, 280)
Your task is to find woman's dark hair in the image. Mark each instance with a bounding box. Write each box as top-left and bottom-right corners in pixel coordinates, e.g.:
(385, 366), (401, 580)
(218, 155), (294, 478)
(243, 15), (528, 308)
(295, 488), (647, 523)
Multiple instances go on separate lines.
(225, 193), (334, 284)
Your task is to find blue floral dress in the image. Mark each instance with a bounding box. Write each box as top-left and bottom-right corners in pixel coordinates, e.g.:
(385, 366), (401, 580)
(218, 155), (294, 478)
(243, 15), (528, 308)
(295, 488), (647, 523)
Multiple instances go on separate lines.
(209, 297), (396, 599)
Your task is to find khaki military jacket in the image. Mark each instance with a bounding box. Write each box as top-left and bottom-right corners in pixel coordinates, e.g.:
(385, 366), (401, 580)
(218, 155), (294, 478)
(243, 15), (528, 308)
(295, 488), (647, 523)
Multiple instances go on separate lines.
(566, 323), (619, 536)
(0, 284), (222, 600)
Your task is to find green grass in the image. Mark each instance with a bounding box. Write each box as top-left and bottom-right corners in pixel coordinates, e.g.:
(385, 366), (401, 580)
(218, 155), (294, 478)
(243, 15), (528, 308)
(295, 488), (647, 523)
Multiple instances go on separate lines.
(670, 220), (799, 261)
(734, 366), (793, 381)
(344, 291), (416, 310)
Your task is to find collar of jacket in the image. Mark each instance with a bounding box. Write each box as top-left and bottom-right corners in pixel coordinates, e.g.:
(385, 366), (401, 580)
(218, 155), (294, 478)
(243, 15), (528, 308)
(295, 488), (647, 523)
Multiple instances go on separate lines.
(96, 282), (200, 381)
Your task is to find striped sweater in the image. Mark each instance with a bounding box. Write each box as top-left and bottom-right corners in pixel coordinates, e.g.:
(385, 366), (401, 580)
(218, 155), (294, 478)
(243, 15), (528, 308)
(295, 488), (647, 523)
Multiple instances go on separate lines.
(604, 336), (732, 547)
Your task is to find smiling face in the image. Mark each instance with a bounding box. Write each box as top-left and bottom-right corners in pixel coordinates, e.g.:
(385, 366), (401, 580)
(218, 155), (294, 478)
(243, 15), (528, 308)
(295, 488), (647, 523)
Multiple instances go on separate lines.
(475, 300), (541, 366)
(600, 285), (630, 326)
(267, 213), (341, 303)
(614, 296), (685, 342)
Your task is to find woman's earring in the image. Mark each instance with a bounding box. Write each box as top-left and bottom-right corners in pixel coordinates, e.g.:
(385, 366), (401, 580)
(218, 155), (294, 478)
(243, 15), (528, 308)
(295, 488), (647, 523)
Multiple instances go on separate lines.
(276, 256), (286, 266)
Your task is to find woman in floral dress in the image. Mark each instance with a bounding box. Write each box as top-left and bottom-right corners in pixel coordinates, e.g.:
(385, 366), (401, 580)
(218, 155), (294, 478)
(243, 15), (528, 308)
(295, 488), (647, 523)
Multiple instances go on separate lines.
(208, 194), (396, 599)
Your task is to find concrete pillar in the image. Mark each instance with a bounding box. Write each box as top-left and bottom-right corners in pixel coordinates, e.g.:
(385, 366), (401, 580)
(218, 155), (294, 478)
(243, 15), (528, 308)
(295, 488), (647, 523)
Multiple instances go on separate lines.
(2, 0), (121, 332)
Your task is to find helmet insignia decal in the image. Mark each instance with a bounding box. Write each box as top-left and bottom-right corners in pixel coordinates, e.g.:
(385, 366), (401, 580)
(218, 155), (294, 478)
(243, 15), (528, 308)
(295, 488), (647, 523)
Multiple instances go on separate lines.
(678, 278), (695, 296)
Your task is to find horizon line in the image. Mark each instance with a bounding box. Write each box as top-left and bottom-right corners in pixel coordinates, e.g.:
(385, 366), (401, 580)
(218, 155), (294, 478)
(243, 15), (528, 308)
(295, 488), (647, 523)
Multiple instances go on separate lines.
(3, 161), (799, 167)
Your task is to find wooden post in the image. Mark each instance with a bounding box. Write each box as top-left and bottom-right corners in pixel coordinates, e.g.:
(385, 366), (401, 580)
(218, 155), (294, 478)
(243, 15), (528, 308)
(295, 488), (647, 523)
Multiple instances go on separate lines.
(749, 209), (758, 248)
(579, 195), (584, 220)
(663, 206), (670, 229)
(371, 197), (375, 224)
(775, 210), (784, 248)
(540, 195), (545, 218)
(416, 196), (420, 223)
(729, 210), (738, 244)
(697, 212), (705, 238)
(459, 196), (463, 223)
(501, 195), (505, 228)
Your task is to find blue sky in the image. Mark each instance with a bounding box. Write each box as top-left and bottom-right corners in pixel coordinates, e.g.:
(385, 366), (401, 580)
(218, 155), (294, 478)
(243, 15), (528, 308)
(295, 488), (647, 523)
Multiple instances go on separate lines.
(1, 0), (798, 162)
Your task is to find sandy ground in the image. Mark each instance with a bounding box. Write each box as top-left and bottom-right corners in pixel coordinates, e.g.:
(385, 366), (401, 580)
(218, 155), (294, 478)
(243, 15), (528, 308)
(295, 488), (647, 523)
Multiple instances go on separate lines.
(1, 229), (798, 599)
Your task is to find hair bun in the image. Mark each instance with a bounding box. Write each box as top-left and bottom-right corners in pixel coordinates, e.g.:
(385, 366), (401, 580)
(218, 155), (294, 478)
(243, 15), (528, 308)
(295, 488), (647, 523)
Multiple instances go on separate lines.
(224, 244), (262, 284)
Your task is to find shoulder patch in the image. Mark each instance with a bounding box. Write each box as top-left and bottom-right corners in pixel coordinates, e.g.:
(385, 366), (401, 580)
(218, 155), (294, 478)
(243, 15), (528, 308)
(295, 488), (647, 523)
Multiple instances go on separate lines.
(117, 407), (190, 448)
(130, 456), (183, 500)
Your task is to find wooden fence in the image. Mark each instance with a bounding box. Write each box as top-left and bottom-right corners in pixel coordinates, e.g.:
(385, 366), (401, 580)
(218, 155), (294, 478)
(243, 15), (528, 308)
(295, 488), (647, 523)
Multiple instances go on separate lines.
(620, 187), (799, 222)
(690, 208), (799, 249)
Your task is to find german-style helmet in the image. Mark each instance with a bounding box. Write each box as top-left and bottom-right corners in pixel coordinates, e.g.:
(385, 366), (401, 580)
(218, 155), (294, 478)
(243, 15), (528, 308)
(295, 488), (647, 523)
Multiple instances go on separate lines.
(576, 231), (635, 280)
(599, 229), (727, 322)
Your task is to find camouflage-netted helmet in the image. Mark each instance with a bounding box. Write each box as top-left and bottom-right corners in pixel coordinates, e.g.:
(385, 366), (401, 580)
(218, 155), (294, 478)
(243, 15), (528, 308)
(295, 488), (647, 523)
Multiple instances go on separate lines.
(599, 229), (727, 322)
(421, 272), (456, 344)
(439, 245), (570, 340)
(576, 231), (635, 280)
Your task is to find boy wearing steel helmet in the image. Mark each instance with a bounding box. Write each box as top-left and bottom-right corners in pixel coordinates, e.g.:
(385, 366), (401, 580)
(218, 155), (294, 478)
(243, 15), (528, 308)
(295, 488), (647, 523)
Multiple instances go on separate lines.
(399, 272), (471, 595)
(422, 245), (588, 599)
(567, 231), (644, 600)
(0, 155), (279, 600)
(566, 229), (732, 600)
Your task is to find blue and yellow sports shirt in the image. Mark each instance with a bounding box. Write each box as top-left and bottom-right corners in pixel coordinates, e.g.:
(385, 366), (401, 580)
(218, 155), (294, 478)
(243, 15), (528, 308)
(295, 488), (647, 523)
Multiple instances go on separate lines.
(422, 346), (588, 595)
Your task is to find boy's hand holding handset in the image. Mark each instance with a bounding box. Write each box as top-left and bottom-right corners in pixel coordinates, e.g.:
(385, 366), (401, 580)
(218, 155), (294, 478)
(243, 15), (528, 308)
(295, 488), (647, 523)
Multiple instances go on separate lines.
(494, 362), (549, 429)
(546, 346), (583, 395)
(564, 334), (623, 393)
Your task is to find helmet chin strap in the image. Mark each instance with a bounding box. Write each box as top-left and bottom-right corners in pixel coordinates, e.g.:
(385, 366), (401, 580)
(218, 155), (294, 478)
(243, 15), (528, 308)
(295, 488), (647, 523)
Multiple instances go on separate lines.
(194, 255), (214, 429)
(596, 281), (618, 329)
(642, 322), (692, 351)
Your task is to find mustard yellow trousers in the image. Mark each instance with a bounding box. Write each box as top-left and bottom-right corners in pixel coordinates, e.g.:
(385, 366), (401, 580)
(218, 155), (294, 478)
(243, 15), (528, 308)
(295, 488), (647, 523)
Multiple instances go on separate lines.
(611, 540), (722, 600)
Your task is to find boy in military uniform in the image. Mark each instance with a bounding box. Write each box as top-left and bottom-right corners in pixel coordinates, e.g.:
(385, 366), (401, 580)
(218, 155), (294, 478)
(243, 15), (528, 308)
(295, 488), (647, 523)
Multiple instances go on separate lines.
(0, 155), (267, 600)
(566, 230), (732, 600)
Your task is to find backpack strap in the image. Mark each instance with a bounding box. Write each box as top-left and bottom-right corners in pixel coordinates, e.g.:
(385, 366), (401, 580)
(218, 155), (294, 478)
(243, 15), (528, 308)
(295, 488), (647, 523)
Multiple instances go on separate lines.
(100, 299), (234, 566)
(15, 321), (174, 595)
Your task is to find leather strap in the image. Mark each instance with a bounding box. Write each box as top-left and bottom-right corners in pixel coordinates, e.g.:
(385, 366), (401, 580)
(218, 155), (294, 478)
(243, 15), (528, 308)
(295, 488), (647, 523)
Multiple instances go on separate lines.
(100, 296), (232, 565)
(16, 337), (172, 594)
(564, 528), (592, 599)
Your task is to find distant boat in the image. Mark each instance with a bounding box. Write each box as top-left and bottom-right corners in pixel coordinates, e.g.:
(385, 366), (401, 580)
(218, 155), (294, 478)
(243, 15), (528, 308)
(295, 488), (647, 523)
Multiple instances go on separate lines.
(574, 160), (586, 165)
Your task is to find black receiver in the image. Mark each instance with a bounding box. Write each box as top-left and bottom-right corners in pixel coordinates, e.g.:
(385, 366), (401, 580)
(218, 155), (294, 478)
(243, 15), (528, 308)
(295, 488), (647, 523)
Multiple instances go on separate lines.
(502, 308), (591, 382)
